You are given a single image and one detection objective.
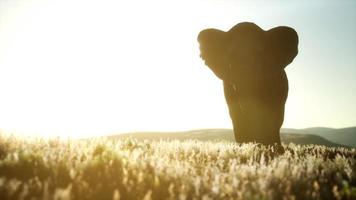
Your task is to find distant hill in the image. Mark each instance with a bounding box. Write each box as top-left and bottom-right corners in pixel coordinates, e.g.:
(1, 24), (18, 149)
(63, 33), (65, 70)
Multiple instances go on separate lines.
(280, 133), (344, 147)
(108, 129), (234, 142)
(107, 129), (347, 148)
(282, 127), (356, 147)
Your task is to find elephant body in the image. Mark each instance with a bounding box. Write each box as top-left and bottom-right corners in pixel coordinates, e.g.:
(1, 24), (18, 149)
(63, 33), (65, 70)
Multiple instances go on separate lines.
(224, 70), (288, 145)
(198, 22), (298, 146)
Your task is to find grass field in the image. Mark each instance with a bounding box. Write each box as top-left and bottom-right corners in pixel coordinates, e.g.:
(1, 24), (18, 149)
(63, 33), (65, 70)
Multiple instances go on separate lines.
(0, 133), (355, 200)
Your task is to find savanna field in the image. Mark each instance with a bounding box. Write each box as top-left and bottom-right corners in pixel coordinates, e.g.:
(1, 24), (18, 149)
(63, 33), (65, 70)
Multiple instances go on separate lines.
(0, 133), (355, 200)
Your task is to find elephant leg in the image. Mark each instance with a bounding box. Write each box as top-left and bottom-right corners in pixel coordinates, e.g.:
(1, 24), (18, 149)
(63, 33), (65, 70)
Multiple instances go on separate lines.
(258, 71), (288, 146)
(230, 102), (250, 143)
(239, 98), (266, 144)
(229, 103), (243, 142)
(261, 103), (286, 155)
(259, 103), (284, 145)
(223, 81), (247, 143)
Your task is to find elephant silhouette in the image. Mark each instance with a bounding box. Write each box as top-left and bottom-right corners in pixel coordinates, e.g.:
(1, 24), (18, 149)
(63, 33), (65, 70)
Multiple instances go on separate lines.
(198, 22), (298, 148)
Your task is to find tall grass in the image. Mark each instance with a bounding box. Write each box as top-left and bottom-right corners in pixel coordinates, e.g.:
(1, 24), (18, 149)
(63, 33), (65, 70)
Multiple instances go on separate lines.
(0, 133), (355, 200)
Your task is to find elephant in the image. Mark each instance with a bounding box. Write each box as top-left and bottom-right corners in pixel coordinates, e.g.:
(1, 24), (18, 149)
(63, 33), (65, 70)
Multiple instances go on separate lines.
(198, 22), (298, 148)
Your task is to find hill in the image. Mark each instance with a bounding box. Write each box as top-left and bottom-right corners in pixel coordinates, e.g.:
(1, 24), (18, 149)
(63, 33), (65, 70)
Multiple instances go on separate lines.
(282, 127), (356, 147)
(107, 129), (346, 147)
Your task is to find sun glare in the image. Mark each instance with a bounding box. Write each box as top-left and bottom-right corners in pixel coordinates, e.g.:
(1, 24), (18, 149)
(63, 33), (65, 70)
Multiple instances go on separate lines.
(1, 0), (355, 138)
(0, 0), (240, 138)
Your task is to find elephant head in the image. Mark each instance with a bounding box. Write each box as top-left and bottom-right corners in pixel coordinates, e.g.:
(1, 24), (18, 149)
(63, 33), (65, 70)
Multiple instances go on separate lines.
(197, 22), (299, 83)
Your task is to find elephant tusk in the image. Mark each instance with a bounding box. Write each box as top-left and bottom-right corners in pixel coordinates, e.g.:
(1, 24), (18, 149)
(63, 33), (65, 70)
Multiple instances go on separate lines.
(232, 84), (237, 91)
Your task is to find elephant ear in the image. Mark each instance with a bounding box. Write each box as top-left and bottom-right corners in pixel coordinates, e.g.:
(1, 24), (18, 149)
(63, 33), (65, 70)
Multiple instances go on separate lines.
(265, 26), (299, 69)
(197, 28), (231, 81)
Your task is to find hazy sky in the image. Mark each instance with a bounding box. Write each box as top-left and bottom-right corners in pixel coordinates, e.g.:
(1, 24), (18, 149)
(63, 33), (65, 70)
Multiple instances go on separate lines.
(0, 0), (355, 137)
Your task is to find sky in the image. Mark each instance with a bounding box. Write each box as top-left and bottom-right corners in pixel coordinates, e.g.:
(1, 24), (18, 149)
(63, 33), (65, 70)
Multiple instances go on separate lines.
(0, 0), (355, 138)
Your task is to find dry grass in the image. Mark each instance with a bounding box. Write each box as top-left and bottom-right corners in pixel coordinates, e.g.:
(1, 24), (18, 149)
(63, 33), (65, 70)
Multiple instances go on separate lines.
(0, 133), (355, 200)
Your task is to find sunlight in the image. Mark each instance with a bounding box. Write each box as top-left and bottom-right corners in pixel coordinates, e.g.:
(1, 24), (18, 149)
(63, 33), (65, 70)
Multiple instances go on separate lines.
(0, 0), (237, 138)
(1, 0), (355, 138)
